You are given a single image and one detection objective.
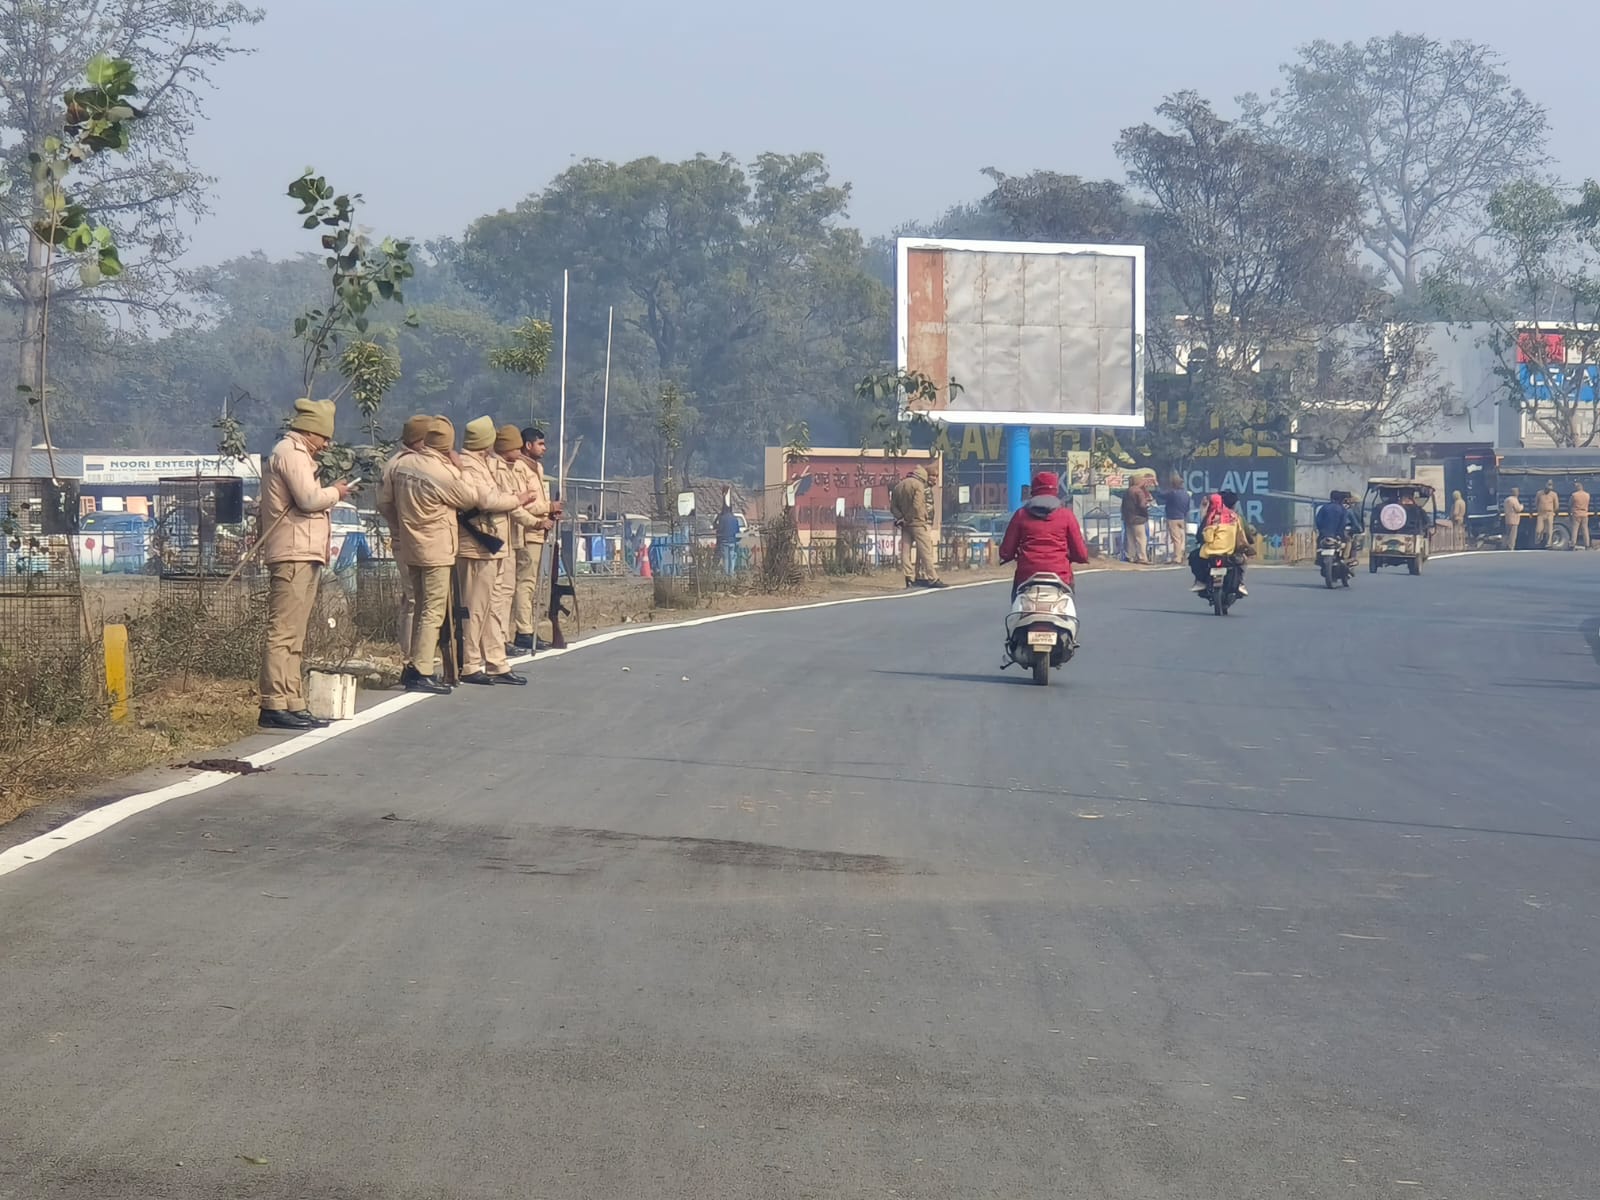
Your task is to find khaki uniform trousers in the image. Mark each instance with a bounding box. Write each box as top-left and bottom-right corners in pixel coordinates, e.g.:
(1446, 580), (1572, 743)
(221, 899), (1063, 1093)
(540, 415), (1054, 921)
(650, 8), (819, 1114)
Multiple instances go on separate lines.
(1504, 515), (1522, 549)
(513, 541), (545, 636)
(1166, 518), (1186, 563)
(259, 561), (320, 711)
(1126, 521), (1149, 563)
(902, 523), (940, 583)
(407, 564), (452, 677)
(1535, 512), (1556, 547)
(493, 551), (516, 657)
(458, 556), (510, 676)
(1573, 514), (1592, 548)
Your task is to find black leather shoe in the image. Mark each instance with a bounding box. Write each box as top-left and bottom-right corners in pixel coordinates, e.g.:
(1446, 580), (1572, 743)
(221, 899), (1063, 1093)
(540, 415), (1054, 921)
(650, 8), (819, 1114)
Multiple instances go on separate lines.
(460, 671), (497, 686)
(399, 664), (421, 687)
(288, 710), (331, 729)
(512, 633), (535, 651)
(405, 674), (451, 695)
(489, 671), (528, 686)
(258, 709), (313, 731)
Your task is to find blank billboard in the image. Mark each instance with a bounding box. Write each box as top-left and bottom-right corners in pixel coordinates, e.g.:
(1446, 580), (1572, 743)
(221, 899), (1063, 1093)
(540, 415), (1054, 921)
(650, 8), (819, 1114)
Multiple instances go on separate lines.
(897, 238), (1146, 428)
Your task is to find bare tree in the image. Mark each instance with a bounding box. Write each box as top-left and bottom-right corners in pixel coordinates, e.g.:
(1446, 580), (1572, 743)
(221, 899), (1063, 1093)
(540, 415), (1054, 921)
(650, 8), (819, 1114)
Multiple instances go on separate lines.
(1249, 34), (1549, 300)
(1119, 92), (1445, 465)
(1, 0), (262, 467)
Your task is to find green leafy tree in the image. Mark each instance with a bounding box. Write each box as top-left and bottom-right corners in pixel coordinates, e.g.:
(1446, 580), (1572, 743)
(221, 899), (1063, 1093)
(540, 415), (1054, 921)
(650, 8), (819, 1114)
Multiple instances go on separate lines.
(487, 315), (554, 426)
(281, 170), (416, 484)
(459, 152), (889, 480)
(2, 0), (262, 467)
(9, 54), (141, 478)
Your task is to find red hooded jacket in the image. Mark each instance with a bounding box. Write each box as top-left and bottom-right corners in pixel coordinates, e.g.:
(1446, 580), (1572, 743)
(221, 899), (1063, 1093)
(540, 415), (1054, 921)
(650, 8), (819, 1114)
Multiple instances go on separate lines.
(999, 495), (1090, 589)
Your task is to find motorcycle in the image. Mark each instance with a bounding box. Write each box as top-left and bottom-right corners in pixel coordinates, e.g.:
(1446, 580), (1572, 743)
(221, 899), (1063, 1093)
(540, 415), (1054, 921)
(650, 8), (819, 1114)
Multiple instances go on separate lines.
(1198, 556), (1242, 616)
(1003, 573), (1079, 686)
(1317, 536), (1352, 589)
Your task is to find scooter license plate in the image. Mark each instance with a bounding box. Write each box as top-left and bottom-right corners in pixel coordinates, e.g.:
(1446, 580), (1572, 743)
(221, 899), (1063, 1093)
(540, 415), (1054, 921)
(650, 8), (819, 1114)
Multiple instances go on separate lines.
(1027, 630), (1057, 649)
(1209, 567), (1227, 579)
(1318, 548), (1335, 556)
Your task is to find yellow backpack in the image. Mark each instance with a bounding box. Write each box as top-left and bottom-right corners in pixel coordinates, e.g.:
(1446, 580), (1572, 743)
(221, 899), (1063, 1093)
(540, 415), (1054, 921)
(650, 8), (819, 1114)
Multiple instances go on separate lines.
(1200, 520), (1238, 556)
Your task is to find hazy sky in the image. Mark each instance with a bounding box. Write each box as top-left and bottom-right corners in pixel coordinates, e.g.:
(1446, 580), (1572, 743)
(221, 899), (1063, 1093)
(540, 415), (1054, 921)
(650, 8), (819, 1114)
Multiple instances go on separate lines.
(183, 0), (1589, 265)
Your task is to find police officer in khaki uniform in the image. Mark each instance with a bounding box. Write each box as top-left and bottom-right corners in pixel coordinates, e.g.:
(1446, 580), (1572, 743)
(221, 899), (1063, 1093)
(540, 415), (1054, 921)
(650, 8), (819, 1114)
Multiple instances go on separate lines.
(392, 417), (476, 692)
(455, 416), (532, 685)
(375, 413), (433, 652)
(1502, 487), (1524, 550)
(504, 426), (557, 652)
(1450, 490), (1468, 551)
(257, 398), (351, 730)
(496, 428), (560, 659)
(891, 462), (945, 588)
(1534, 480), (1559, 548)
(1570, 480), (1591, 549)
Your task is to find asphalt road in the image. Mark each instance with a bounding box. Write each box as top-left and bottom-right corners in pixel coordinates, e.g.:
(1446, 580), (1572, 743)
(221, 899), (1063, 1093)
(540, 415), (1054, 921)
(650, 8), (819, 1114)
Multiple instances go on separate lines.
(2, 553), (1597, 1200)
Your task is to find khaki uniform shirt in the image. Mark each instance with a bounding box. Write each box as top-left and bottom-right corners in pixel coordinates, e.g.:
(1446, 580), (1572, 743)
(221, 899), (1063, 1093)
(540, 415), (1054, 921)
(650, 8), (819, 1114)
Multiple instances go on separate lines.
(455, 450), (522, 561)
(258, 433), (340, 565)
(392, 448), (479, 567)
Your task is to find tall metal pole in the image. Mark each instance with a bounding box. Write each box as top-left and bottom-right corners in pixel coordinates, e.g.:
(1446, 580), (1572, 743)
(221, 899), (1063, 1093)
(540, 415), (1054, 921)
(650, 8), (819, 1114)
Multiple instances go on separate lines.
(557, 269), (569, 503)
(599, 304), (613, 520)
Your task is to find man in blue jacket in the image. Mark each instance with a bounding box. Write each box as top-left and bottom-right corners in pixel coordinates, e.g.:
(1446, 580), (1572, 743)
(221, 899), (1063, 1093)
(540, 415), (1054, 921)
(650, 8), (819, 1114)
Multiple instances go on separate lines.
(1314, 491), (1362, 566)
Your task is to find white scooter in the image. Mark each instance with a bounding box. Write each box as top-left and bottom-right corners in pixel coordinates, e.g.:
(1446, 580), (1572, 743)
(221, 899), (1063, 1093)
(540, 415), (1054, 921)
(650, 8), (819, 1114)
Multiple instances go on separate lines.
(1002, 573), (1080, 686)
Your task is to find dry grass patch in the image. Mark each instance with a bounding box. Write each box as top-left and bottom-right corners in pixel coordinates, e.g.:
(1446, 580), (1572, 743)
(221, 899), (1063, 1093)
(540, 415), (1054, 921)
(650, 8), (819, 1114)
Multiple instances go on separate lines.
(0, 676), (258, 827)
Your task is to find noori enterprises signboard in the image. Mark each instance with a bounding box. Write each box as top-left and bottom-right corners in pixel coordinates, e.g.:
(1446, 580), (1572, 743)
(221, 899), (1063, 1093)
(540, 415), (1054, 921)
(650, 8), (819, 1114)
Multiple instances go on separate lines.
(80, 454), (260, 485)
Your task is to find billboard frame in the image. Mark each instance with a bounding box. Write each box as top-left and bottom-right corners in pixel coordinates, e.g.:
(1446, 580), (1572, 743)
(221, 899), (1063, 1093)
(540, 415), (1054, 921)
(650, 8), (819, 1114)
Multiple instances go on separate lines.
(896, 237), (1146, 429)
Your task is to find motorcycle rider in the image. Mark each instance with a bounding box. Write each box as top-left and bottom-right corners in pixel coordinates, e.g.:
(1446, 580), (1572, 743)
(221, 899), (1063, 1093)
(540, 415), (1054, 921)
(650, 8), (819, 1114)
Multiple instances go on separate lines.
(998, 471), (1090, 596)
(1190, 490), (1257, 596)
(1314, 489), (1362, 569)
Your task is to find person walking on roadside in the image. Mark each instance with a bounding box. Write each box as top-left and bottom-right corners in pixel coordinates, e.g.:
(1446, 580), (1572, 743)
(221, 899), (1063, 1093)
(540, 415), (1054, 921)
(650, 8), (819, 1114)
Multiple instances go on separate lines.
(507, 427), (556, 652)
(891, 463), (945, 588)
(1502, 487), (1524, 550)
(257, 398), (351, 731)
(715, 501), (742, 574)
(1569, 479), (1591, 549)
(1535, 480), (1559, 548)
(1152, 473), (1191, 563)
(455, 416), (538, 687)
(1450, 489), (1468, 551)
(1121, 475), (1152, 564)
(376, 414), (433, 653)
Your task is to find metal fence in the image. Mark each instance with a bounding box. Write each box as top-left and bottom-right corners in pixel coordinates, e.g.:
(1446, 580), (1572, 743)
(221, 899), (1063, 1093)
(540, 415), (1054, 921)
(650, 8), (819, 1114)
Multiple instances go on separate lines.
(0, 478), (90, 709)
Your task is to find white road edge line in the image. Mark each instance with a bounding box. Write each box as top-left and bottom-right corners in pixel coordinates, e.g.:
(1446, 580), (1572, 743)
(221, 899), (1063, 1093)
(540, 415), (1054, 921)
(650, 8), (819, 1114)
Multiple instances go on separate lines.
(1, 570), (1049, 879)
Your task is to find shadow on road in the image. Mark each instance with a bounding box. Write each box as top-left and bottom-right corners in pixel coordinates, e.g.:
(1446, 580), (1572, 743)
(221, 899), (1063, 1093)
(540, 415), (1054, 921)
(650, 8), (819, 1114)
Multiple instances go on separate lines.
(873, 669), (1034, 687)
(573, 752), (1600, 846)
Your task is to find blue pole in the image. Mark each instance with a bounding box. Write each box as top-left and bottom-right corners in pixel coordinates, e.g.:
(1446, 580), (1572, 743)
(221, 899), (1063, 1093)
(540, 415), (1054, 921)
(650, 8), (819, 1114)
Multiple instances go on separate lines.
(1004, 425), (1032, 511)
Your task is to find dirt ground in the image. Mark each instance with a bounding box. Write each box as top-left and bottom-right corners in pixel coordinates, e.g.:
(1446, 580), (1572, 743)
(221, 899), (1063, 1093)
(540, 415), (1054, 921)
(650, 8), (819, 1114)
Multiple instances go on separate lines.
(3, 556), (1159, 830)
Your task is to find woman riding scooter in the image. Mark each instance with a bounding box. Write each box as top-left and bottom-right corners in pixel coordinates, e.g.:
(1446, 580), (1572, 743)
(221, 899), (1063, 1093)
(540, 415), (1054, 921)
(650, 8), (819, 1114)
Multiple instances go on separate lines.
(999, 471), (1090, 594)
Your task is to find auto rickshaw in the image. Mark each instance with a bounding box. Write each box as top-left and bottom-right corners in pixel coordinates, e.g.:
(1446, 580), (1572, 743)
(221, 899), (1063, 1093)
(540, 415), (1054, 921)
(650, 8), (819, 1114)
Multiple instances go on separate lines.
(1363, 478), (1437, 575)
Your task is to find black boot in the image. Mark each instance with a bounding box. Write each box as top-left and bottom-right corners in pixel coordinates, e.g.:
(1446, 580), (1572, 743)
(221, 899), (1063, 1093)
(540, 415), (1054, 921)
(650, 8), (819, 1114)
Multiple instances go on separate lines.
(258, 709), (314, 731)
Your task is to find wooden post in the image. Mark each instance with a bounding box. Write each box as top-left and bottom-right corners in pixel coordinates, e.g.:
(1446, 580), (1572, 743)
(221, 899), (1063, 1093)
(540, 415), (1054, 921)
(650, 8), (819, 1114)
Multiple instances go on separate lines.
(103, 623), (129, 723)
